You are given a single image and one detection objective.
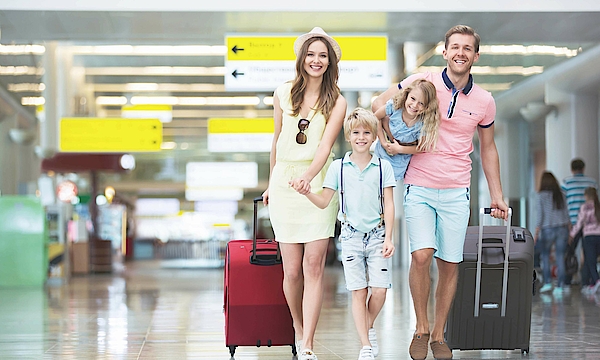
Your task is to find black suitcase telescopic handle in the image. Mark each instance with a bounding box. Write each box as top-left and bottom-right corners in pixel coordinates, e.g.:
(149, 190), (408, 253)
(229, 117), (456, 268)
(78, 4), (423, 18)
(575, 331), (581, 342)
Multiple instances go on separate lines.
(251, 196), (282, 265)
(475, 207), (512, 318)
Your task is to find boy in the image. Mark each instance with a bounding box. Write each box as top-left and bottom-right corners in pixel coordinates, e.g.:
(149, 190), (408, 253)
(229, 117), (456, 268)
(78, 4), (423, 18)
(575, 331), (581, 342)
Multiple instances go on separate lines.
(292, 107), (396, 360)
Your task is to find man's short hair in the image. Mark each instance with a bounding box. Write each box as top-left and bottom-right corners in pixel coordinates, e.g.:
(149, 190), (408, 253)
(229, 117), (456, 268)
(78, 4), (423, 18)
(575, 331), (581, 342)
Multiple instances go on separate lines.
(445, 25), (481, 53)
(571, 158), (585, 172)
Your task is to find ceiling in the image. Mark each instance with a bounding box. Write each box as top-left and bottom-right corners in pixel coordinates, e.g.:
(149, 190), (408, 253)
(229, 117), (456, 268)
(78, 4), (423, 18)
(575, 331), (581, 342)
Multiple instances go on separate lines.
(1, 10), (599, 198)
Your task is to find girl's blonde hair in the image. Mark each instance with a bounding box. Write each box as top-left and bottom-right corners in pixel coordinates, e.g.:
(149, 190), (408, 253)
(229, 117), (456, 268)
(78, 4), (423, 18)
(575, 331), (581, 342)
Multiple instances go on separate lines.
(344, 108), (378, 140)
(290, 37), (340, 121)
(392, 78), (440, 152)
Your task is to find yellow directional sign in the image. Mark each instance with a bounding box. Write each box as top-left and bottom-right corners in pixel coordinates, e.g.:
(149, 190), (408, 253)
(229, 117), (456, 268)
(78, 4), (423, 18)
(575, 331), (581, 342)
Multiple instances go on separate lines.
(227, 36), (387, 61)
(60, 118), (162, 152)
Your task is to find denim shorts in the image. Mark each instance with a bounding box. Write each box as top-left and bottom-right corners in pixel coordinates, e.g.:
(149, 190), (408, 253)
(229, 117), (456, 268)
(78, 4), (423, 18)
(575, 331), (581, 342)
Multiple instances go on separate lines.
(339, 223), (392, 291)
(403, 185), (470, 263)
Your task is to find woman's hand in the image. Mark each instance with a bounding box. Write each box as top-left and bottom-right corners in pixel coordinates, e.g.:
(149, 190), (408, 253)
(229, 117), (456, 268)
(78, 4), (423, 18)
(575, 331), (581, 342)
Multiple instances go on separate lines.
(262, 188), (269, 205)
(289, 176), (311, 195)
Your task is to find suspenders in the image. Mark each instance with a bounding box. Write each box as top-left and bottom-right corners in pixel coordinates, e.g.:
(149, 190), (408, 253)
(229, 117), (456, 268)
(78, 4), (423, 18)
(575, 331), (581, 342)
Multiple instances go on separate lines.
(340, 155), (384, 225)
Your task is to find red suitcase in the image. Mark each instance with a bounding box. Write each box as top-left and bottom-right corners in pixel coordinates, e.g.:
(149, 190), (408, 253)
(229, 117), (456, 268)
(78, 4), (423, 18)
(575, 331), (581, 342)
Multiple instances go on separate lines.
(224, 197), (296, 358)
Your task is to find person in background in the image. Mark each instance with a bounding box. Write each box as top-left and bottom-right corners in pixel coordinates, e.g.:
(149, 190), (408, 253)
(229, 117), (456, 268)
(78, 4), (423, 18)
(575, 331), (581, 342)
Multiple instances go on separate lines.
(535, 171), (570, 295)
(569, 187), (600, 295)
(372, 24), (508, 360)
(562, 158), (599, 286)
(295, 108), (396, 360)
(262, 27), (347, 360)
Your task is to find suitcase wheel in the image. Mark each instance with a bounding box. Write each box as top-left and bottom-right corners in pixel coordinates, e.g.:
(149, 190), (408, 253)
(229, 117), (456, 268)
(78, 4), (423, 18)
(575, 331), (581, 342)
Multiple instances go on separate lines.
(522, 347), (529, 355)
(228, 345), (236, 357)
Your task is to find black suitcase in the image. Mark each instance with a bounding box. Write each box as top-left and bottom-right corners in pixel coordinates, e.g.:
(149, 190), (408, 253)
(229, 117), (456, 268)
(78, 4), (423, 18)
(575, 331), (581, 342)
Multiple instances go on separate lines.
(446, 208), (534, 355)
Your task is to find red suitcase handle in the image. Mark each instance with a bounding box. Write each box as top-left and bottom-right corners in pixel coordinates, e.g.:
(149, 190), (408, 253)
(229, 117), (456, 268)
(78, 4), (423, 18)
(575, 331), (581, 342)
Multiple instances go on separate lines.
(251, 197), (282, 266)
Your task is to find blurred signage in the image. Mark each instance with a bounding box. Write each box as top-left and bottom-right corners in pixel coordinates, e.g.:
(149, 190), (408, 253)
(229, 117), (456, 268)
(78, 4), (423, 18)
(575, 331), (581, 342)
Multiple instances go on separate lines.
(122, 104), (173, 123)
(135, 198), (180, 216)
(185, 188), (244, 201)
(207, 118), (273, 152)
(186, 162), (258, 188)
(60, 118), (162, 152)
(225, 34), (389, 91)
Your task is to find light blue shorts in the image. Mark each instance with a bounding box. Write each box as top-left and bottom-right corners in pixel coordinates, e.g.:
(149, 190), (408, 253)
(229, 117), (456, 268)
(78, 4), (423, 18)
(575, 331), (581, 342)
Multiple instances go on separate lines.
(339, 223), (392, 291)
(403, 185), (470, 263)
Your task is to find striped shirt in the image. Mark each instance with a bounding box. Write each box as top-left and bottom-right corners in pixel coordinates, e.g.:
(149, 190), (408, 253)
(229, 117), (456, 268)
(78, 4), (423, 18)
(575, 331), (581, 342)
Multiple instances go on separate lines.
(536, 191), (570, 229)
(562, 174), (599, 224)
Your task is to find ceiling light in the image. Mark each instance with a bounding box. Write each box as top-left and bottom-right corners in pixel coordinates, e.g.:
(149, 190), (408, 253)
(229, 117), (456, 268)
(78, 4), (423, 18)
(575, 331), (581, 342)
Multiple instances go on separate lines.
(263, 96), (274, 106)
(0, 44), (45, 55)
(84, 66), (225, 76)
(94, 83), (226, 92)
(72, 45), (227, 56)
(129, 96), (261, 106)
(161, 142), (177, 150)
(7, 83), (45, 92)
(21, 97), (45, 106)
(96, 96), (128, 106)
(0, 66), (44, 76)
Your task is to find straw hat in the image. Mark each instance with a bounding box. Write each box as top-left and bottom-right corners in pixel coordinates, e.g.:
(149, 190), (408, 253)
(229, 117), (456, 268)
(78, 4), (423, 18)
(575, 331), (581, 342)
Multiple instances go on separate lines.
(293, 27), (342, 62)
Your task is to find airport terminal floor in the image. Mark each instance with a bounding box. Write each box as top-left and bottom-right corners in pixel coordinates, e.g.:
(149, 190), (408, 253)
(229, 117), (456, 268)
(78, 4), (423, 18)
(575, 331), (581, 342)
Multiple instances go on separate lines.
(1, 260), (599, 360)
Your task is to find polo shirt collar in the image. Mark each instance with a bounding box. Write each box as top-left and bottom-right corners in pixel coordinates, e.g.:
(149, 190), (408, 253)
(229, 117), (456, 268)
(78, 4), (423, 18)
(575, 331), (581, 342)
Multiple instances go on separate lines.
(442, 68), (474, 95)
(342, 151), (380, 166)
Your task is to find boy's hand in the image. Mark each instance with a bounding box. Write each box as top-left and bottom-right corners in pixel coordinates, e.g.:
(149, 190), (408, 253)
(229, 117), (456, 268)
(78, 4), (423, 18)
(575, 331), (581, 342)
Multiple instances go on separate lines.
(382, 239), (395, 258)
(289, 177), (311, 195)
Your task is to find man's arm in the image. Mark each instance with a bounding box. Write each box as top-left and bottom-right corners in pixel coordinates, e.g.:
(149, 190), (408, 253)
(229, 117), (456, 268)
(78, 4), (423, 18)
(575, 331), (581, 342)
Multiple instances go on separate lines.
(372, 84), (401, 114)
(478, 124), (508, 220)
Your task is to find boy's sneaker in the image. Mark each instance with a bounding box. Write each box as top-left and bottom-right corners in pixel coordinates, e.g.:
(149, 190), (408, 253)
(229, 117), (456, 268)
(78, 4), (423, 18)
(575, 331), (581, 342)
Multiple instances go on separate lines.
(409, 333), (429, 360)
(358, 346), (375, 360)
(430, 340), (453, 359)
(300, 348), (318, 360)
(539, 283), (552, 293)
(591, 280), (600, 294)
(368, 328), (379, 357)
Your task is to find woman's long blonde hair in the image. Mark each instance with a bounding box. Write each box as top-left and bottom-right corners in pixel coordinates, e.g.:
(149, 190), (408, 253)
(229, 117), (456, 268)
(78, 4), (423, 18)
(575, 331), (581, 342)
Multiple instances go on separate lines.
(290, 37), (340, 121)
(392, 78), (440, 152)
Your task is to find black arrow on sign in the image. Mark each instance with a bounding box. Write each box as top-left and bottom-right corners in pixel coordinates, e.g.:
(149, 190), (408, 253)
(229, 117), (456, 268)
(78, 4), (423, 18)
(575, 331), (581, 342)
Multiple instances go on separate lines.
(232, 70), (245, 78)
(232, 45), (245, 54)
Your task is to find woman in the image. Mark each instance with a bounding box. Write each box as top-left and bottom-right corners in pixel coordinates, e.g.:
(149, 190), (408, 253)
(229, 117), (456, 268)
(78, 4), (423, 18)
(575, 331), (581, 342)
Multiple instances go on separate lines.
(570, 187), (600, 295)
(535, 171), (570, 294)
(262, 27), (347, 360)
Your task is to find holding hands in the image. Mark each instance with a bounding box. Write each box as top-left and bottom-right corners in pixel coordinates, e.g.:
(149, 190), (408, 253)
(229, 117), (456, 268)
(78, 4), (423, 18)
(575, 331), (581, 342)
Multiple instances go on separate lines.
(289, 176), (311, 195)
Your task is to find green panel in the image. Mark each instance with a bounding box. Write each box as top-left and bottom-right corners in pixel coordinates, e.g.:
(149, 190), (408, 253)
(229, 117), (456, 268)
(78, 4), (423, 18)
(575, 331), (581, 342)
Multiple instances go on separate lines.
(0, 196), (48, 287)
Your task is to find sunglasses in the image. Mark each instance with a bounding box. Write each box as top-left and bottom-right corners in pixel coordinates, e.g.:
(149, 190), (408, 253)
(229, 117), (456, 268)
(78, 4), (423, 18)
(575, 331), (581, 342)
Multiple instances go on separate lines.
(296, 118), (310, 144)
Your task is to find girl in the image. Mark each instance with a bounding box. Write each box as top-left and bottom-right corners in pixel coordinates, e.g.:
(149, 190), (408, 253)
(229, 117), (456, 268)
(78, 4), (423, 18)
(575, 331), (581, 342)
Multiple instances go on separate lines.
(373, 78), (440, 180)
(262, 27), (347, 360)
(535, 171), (570, 294)
(570, 187), (600, 295)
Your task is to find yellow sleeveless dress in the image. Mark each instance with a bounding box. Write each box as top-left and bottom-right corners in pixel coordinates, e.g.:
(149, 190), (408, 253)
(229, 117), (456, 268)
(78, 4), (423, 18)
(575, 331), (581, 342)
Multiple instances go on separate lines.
(269, 82), (338, 243)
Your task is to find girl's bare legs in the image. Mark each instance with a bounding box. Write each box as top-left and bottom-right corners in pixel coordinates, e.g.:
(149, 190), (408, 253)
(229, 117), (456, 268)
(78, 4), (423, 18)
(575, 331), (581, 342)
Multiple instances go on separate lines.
(300, 238), (329, 351)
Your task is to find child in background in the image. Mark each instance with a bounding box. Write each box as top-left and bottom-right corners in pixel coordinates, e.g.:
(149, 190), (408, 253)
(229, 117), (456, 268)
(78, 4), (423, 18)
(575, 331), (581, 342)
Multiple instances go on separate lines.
(292, 108), (396, 360)
(570, 187), (600, 295)
(373, 78), (440, 180)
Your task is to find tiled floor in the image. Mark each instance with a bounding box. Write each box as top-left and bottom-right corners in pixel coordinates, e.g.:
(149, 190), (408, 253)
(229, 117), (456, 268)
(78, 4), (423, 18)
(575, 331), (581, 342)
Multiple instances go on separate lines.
(1, 260), (599, 359)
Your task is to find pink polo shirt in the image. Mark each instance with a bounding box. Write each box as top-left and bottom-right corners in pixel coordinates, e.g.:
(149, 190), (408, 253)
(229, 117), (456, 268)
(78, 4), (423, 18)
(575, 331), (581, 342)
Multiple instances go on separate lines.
(400, 70), (496, 188)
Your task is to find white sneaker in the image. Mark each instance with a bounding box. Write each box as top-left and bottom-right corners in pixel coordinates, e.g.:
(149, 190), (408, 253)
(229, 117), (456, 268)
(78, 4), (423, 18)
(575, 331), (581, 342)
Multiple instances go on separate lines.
(358, 346), (375, 360)
(552, 286), (564, 295)
(368, 328), (378, 357)
(592, 280), (600, 294)
(300, 348), (317, 360)
(539, 283), (552, 293)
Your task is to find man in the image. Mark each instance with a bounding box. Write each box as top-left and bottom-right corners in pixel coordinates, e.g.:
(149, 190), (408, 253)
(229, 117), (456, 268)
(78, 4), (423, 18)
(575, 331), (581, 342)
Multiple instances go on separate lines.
(562, 158), (599, 286)
(372, 25), (508, 360)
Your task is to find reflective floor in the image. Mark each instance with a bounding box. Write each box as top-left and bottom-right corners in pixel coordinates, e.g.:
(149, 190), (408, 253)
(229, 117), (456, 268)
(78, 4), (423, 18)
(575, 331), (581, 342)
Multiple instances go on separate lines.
(1, 260), (599, 359)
